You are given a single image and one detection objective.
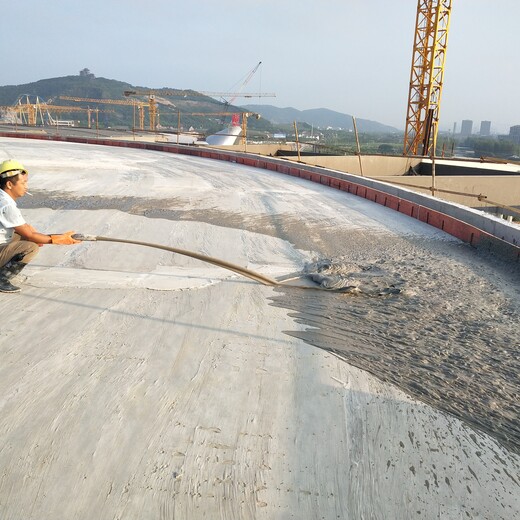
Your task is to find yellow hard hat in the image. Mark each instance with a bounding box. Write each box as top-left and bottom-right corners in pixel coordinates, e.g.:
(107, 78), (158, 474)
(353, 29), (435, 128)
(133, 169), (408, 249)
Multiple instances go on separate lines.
(0, 159), (28, 179)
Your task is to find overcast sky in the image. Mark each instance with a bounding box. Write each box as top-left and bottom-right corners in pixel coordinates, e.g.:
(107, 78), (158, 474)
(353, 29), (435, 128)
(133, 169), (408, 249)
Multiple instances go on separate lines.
(2, 0), (518, 133)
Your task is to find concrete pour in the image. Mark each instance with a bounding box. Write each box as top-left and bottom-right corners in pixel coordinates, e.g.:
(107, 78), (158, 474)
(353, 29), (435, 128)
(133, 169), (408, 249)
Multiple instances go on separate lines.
(0, 137), (518, 519)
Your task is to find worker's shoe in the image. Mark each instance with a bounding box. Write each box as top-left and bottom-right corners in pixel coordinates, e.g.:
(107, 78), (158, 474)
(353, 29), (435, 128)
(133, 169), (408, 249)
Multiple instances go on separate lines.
(0, 258), (27, 293)
(0, 277), (20, 293)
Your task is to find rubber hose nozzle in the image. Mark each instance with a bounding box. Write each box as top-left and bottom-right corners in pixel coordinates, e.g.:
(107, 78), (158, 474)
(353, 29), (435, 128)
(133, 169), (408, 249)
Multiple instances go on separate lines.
(71, 234), (97, 241)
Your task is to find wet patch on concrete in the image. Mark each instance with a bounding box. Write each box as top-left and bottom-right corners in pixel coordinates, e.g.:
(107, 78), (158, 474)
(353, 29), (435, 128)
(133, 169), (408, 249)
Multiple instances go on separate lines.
(270, 237), (520, 455)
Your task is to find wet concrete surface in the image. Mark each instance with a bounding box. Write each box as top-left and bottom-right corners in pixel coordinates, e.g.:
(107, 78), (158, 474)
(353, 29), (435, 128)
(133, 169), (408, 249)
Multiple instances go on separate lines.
(21, 190), (520, 454)
(271, 234), (520, 455)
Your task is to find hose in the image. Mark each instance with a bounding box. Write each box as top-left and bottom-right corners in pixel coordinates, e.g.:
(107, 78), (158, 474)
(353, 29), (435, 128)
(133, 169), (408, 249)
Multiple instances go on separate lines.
(72, 234), (279, 287)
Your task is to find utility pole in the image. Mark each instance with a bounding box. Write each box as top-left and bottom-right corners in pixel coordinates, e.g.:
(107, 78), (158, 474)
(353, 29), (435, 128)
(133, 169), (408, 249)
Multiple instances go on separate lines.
(293, 121), (301, 162)
(352, 116), (363, 176)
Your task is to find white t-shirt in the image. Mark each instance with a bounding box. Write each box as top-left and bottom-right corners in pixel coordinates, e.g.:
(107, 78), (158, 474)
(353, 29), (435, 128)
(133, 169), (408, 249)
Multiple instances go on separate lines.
(0, 189), (25, 245)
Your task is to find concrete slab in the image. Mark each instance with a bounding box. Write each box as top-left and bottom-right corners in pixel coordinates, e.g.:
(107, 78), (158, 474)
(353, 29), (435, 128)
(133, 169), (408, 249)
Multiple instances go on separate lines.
(0, 137), (518, 519)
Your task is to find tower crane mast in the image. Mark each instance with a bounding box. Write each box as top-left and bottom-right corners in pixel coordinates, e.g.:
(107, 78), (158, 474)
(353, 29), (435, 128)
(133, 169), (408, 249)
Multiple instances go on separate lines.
(404, 0), (452, 156)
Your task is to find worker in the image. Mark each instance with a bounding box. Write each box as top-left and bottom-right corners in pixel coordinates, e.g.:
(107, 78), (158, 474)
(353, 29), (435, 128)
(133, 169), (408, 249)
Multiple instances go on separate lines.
(0, 159), (80, 293)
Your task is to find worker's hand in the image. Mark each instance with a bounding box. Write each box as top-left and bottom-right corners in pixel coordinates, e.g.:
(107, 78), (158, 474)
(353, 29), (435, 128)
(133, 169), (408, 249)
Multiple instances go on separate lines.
(50, 231), (82, 245)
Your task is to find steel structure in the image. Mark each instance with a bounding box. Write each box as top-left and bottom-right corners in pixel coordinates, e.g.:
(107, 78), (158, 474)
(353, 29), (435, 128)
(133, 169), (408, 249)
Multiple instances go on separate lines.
(224, 61), (263, 107)
(1, 96), (113, 127)
(122, 88), (275, 99)
(403, 0), (452, 156)
(123, 88), (274, 131)
(59, 96), (149, 130)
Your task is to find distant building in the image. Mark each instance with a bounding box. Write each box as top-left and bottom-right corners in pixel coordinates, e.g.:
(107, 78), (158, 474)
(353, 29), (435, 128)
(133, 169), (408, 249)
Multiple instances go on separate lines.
(79, 68), (95, 78)
(479, 121), (491, 137)
(509, 125), (520, 144)
(460, 120), (473, 137)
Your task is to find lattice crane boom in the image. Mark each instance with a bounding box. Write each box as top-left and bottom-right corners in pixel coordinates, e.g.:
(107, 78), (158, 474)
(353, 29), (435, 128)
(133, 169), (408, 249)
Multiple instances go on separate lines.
(220, 61), (263, 107)
(59, 96), (149, 130)
(404, 0), (452, 156)
(59, 96), (147, 107)
(1, 99), (114, 127)
(123, 89), (271, 131)
(122, 88), (275, 99)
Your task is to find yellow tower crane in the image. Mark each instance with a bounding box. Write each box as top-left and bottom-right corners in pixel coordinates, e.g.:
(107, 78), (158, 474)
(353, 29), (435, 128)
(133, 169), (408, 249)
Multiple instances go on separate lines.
(3, 95), (47, 126)
(44, 105), (114, 128)
(404, 0), (452, 156)
(0, 99), (113, 127)
(59, 96), (149, 130)
(123, 88), (274, 132)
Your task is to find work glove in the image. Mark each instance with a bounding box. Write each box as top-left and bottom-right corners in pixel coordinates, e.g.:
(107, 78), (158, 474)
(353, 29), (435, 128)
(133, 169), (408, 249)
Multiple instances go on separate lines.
(50, 231), (82, 245)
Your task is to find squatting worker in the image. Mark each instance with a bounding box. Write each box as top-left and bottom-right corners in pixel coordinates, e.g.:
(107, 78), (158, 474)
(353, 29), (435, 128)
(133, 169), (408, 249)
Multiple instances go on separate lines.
(0, 159), (81, 293)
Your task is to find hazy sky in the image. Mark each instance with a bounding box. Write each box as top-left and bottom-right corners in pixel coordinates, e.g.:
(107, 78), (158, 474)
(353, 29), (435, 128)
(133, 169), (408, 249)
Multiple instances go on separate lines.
(2, 0), (519, 133)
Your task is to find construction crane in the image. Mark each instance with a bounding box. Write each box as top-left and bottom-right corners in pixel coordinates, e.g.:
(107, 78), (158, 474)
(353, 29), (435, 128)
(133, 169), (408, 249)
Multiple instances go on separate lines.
(224, 61), (263, 107)
(1, 96), (45, 126)
(403, 0), (452, 156)
(59, 96), (149, 130)
(123, 83), (274, 131)
(44, 106), (114, 128)
(46, 106), (115, 128)
(123, 88), (275, 99)
(1, 97), (113, 127)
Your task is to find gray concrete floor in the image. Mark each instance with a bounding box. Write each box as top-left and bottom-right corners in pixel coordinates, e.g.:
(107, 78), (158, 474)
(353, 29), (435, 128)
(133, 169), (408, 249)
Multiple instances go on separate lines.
(0, 137), (518, 519)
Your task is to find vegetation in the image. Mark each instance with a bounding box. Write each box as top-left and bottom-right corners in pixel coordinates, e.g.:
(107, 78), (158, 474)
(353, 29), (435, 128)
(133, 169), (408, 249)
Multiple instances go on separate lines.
(0, 72), (249, 132)
(435, 134), (520, 160)
(0, 74), (133, 107)
(1, 73), (518, 160)
(277, 127), (404, 156)
(462, 136), (519, 158)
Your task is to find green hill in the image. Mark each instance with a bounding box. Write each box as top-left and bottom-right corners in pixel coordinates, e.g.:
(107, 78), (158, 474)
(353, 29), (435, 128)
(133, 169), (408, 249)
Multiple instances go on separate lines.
(0, 72), (399, 135)
(0, 71), (243, 131)
(241, 104), (399, 133)
(0, 74), (133, 105)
